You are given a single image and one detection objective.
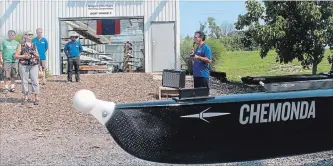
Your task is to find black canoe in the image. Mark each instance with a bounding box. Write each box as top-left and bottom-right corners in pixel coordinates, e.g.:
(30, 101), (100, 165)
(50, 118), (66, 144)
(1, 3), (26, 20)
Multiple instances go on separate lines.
(241, 72), (332, 85)
(210, 71), (227, 82)
(102, 88), (333, 164)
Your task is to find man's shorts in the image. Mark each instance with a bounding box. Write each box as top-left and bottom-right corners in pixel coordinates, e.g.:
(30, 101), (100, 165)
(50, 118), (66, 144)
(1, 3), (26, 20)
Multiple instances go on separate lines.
(40, 60), (47, 71)
(3, 62), (18, 79)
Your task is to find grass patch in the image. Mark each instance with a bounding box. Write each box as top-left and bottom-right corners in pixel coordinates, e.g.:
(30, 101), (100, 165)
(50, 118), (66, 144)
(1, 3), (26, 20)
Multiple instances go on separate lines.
(214, 50), (332, 82)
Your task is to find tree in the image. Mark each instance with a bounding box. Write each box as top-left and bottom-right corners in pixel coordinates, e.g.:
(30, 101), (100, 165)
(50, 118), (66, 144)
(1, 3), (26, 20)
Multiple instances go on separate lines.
(220, 21), (235, 36)
(207, 17), (222, 39)
(235, 0), (333, 74)
(328, 55), (333, 71)
(327, 16), (333, 71)
(205, 37), (226, 70)
(180, 35), (194, 74)
(200, 17), (259, 51)
(199, 21), (208, 35)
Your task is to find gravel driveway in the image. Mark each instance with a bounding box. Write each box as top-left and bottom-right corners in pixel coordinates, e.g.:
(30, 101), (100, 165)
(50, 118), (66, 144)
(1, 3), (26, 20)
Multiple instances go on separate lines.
(0, 73), (332, 166)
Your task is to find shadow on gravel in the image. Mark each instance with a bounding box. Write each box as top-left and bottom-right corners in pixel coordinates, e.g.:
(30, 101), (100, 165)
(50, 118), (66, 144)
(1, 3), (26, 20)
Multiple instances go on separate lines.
(0, 97), (22, 103)
(302, 159), (333, 166)
(47, 79), (68, 83)
(233, 160), (266, 166)
(147, 93), (161, 99)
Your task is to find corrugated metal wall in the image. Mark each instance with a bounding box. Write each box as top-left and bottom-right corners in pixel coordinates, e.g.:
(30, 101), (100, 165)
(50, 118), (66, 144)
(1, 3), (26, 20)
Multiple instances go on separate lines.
(0, 0), (180, 75)
(0, 0), (5, 42)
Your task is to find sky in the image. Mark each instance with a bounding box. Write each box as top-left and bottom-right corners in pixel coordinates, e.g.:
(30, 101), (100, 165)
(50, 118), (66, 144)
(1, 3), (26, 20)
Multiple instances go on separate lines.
(179, 1), (247, 37)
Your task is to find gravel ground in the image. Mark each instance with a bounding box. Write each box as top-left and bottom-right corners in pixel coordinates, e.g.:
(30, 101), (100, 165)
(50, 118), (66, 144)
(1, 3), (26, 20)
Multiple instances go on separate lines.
(0, 73), (332, 166)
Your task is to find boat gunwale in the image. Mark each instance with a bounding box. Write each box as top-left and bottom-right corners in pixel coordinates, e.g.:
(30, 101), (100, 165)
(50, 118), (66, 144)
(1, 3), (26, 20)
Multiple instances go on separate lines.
(115, 89), (333, 109)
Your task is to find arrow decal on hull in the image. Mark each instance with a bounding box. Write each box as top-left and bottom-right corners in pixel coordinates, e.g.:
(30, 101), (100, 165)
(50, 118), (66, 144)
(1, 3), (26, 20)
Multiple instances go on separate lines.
(180, 107), (230, 123)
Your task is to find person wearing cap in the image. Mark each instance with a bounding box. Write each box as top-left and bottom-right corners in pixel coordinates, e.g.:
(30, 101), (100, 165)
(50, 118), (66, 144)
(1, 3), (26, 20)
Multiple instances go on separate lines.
(63, 32), (83, 82)
(0, 30), (20, 93)
(14, 30), (40, 105)
(32, 28), (48, 85)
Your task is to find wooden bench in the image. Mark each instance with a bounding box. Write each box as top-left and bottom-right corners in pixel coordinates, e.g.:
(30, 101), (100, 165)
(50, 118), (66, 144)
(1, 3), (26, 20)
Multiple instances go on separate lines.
(158, 86), (179, 100)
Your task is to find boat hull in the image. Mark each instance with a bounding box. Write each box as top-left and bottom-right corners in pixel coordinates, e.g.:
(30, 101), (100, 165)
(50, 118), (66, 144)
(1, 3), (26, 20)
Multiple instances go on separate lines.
(241, 73), (332, 85)
(262, 79), (333, 92)
(105, 89), (333, 164)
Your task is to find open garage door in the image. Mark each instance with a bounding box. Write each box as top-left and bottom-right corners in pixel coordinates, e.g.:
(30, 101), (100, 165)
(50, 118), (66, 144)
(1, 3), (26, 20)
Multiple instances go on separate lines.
(59, 18), (145, 74)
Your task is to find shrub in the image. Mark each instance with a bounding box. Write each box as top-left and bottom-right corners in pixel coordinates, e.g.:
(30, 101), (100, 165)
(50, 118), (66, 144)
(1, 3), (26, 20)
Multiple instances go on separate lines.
(180, 36), (195, 75)
(0, 32), (23, 43)
(45, 70), (52, 78)
(14, 32), (24, 43)
(205, 37), (226, 71)
(180, 36), (226, 74)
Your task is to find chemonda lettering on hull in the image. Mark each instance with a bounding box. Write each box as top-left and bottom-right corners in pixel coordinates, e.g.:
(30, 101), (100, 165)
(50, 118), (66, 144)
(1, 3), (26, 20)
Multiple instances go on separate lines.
(72, 89), (333, 164)
(239, 101), (316, 125)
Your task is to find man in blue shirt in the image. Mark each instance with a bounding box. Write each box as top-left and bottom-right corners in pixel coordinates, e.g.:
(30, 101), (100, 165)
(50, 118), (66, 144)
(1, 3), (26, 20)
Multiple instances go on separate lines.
(191, 31), (212, 88)
(32, 28), (48, 85)
(64, 32), (83, 82)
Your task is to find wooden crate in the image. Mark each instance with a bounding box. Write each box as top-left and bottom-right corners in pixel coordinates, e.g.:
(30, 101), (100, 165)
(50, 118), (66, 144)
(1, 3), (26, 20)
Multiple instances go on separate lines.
(158, 86), (179, 100)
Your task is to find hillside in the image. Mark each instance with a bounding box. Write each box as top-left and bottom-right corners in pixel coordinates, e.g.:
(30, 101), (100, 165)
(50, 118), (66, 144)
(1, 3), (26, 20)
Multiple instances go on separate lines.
(214, 50), (332, 82)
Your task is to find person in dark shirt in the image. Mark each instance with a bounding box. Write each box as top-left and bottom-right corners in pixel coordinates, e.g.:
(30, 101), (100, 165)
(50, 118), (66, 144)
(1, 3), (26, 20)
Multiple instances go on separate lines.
(64, 32), (83, 82)
(190, 31), (212, 88)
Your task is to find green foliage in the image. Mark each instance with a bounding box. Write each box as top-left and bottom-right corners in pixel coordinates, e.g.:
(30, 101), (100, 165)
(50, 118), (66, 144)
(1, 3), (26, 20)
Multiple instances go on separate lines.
(180, 35), (226, 74)
(180, 35), (195, 74)
(328, 49), (333, 71)
(327, 15), (333, 70)
(220, 31), (259, 51)
(207, 17), (222, 39)
(13, 32), (24, 43)
(45, 70), (52, 78)
(214, 50), (332, 82)
(205, 37), (225, 70)
(0, 32), (23, 44)
(199, 22), (208, 35)
(199, 17), (259, 51)
(235, 0), (333, 74)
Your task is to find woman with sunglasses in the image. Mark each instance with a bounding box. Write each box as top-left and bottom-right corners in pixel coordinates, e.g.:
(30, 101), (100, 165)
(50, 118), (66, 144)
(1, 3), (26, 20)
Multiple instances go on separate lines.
(14, 31), (40, 105)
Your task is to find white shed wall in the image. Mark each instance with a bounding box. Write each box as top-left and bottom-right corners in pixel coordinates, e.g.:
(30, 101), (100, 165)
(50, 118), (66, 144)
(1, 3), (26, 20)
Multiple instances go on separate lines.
(0, 0), (180, 75)
(0, 0), (6, 42)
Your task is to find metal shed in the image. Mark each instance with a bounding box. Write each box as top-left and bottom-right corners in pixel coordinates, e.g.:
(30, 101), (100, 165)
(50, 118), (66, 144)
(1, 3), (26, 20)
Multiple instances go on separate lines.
(0, 0), (181, 75)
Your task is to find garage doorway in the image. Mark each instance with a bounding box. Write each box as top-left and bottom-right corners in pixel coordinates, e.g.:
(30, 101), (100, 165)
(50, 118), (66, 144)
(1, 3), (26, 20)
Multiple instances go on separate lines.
(58, 17), (145, 74)
(151, 21), (176, 72)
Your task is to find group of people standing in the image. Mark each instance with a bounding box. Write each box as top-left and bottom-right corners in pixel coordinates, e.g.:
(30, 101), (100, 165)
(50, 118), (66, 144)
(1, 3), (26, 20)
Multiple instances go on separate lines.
(0, 29), (48, 105)
(1, 29), (209, 105)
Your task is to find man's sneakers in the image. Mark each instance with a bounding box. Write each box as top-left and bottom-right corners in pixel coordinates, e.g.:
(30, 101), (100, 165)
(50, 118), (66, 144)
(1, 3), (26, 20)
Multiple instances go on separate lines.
(67, 79), (80, 83)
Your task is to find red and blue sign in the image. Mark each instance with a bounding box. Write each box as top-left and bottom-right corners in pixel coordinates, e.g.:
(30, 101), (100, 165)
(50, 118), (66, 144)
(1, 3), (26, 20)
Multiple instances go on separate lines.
(96, 19), (121, 35)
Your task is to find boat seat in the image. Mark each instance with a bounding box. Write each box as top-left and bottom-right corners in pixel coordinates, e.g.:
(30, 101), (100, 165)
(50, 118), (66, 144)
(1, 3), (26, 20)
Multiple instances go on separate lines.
(158, 86), (179, 100)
